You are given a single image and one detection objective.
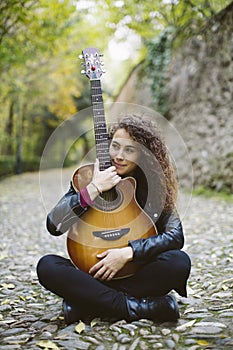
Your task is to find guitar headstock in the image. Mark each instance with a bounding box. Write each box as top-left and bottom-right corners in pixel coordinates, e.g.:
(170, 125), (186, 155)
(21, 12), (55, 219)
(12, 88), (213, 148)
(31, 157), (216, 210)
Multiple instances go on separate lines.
(81, 47), (104, 80)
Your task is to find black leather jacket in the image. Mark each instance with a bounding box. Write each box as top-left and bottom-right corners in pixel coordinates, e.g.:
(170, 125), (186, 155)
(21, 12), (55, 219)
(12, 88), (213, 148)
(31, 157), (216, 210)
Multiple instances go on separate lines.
(47, 183), (184, 263)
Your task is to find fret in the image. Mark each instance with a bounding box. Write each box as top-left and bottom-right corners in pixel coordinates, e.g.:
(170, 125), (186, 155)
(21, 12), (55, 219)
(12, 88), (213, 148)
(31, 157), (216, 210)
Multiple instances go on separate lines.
(94, 118), (106, 123)
(95, 138), (108, 143)
(91, 91), (102, 95)
(92, 100), (104, 104)
(96, 136), (108, 142)
(93, 110), (105, 114)
(96, 150), (109, 156)
(95, 134), (108, 139)
(95, 135), (108, 140)
(94, 127), (107, 131)
(93, 119), (106, 124)
(95, 132), (107, 137)
(94, 122), (106, 129)
(91, 94), (102, 98)
(94, 119), (105, 125)
(96, 153), (109, 158)
(96, 141), (109, 147)
(91, 91), (101, 94)
(92, 97), (103, 103)
(96, 144), (109, 150)
(93, 108), (105, 114)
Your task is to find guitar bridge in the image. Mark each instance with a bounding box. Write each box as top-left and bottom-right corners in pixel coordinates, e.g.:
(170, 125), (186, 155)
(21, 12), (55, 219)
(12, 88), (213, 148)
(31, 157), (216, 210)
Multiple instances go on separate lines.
(93, 228), (130, 241)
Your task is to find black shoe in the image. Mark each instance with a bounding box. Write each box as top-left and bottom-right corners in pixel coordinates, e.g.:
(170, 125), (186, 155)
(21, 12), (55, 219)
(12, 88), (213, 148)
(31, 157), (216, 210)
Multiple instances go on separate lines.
(62, 300), (81, 325)
(125, 294), (180, 322)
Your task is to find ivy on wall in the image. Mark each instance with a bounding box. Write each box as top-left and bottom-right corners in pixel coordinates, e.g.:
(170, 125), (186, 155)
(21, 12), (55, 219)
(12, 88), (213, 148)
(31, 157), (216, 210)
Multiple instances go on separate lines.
(145, 27), (175, 117)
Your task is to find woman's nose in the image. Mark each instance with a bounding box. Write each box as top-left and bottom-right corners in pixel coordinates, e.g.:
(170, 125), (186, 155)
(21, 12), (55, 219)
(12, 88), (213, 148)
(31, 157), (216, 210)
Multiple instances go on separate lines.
(116, 149), (124, 159)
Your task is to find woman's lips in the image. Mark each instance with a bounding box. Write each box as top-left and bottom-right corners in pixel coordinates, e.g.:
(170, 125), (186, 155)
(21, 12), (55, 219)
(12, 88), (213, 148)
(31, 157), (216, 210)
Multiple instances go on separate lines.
(113, 162), (126, 169)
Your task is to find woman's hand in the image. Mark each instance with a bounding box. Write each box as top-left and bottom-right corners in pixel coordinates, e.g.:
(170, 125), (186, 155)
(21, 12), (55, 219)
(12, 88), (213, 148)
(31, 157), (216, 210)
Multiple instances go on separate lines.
(89, 247), (133, 281)
(87, 159), (121, 201)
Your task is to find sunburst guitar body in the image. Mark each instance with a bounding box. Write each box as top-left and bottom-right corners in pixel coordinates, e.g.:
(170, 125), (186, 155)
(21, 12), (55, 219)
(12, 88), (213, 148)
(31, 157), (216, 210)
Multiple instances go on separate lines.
(67, 164), (157, 279)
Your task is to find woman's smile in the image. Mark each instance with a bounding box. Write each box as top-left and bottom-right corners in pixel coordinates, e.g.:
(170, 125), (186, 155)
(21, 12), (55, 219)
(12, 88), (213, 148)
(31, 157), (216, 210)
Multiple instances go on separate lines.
(113, 162), (126, 168)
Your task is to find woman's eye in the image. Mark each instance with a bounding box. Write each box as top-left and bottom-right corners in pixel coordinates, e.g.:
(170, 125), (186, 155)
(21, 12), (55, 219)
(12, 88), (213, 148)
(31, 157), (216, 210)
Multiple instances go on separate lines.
(111, 143), (119, 150)
(125, 147), (134, 154)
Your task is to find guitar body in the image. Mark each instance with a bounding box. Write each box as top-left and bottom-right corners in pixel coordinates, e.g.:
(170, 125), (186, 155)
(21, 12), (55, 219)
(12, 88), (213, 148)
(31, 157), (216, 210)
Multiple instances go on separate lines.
(67, 164), (157, 279)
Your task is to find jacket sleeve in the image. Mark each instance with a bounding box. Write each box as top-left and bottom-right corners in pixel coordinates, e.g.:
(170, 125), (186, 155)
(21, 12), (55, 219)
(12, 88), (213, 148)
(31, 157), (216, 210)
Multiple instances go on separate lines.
(128, 210), (184, 263)
(46, 183), (88, 236)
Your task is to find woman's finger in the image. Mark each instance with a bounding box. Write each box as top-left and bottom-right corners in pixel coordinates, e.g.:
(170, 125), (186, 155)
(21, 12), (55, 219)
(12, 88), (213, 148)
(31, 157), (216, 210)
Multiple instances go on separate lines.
(89, 260), (103, 274)
(96, 251), (108, 259)
(93, 266), (108, 279)
(106, 272), (116, 281)
(93, 158), (100, 174)
(100, 269), (113, 281)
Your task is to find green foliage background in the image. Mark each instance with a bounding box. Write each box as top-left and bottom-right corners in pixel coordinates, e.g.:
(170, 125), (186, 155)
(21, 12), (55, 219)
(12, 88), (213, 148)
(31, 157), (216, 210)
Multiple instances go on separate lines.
(0, 0), (231, 177)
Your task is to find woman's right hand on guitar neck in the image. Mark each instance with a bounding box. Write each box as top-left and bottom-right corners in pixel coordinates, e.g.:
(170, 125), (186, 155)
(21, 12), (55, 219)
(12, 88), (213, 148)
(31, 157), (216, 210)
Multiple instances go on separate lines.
(87, 159), (121, 201)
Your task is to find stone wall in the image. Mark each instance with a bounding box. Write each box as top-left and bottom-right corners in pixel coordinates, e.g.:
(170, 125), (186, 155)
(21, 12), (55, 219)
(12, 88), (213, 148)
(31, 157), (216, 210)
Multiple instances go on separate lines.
(115, 3), (233, 193)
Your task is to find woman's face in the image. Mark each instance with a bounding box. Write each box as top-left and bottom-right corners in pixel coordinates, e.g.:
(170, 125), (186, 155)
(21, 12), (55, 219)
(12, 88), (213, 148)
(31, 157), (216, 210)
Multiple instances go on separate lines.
(109, 128), (140, 176)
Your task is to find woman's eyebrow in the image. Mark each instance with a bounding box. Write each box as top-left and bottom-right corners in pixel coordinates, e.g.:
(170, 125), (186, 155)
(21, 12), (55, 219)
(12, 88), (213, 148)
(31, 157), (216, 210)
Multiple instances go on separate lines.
(125, 145), (137, 149)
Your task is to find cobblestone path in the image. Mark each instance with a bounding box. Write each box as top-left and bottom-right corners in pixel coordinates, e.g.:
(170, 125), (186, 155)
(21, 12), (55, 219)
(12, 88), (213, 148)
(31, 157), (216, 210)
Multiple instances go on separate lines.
(0, 169), (232, 350)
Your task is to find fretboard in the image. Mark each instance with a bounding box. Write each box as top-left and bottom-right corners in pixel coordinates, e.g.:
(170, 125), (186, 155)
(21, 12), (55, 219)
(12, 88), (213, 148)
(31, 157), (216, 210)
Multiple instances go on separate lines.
(91, 80), (111, 171)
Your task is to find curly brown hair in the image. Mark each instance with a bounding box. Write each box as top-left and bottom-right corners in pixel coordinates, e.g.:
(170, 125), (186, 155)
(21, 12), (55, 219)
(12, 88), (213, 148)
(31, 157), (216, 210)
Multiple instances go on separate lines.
(109, 114), (177, 212)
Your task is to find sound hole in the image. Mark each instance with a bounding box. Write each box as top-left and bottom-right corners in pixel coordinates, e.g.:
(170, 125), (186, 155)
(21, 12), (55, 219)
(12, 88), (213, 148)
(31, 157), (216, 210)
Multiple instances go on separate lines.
(94, 187), (123, 211)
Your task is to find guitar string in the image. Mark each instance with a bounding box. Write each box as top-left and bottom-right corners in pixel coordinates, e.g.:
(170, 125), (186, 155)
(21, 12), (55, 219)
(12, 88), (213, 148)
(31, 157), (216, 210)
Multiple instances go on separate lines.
(92, 80), (111, 231)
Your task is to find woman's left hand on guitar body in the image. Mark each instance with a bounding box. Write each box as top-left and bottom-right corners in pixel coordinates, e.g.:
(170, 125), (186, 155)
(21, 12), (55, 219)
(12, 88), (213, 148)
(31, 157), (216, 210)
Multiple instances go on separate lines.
(89, 246), (134, 281)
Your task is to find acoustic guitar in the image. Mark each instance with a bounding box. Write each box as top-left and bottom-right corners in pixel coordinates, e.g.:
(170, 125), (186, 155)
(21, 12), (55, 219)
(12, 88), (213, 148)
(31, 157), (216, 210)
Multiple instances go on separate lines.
(67, 47), (157, 278)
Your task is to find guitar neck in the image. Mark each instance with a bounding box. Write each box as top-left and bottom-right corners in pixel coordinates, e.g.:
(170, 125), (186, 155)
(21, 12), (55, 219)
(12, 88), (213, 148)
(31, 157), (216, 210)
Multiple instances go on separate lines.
(91, 79), (111, 171)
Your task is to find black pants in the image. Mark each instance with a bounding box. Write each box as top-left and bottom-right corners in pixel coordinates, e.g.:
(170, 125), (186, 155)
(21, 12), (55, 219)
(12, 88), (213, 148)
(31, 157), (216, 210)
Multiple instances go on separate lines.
(37, 250), (191, 320)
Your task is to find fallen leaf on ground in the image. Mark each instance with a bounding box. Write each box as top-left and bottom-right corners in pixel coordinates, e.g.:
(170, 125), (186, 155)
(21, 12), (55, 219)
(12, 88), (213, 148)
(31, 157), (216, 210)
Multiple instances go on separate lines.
(90, 318), (100, 327)
(50, 315), (59, 321)
(75, 320), (85, 334)
(184, 307), (195, 314)
(196, 340), (210, 346)
(176, 319), (196, 331)
(37, 340), (60, 349)
(0, 254), (8, 261)
(1, 283), (15, 289)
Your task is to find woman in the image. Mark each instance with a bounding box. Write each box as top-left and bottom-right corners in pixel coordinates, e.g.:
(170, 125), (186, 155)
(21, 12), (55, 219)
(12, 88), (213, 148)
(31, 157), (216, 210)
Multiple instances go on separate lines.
(37, 114), (191, 325)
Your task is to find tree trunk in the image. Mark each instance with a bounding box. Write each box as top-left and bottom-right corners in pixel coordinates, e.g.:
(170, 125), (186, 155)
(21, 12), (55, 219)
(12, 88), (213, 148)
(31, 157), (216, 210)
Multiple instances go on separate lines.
(5, 100), (15, 155)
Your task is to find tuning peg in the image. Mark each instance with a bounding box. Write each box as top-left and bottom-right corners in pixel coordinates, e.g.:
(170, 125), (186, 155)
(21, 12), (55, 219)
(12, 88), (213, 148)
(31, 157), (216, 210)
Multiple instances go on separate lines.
(81, 70), (86, 75)
(79, 54), (84, 59)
